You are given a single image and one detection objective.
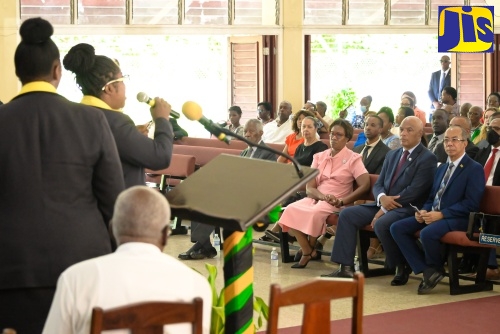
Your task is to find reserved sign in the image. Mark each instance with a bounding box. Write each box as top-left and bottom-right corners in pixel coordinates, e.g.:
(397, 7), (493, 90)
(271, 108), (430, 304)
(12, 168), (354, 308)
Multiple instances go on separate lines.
(479, 233), (500, 246)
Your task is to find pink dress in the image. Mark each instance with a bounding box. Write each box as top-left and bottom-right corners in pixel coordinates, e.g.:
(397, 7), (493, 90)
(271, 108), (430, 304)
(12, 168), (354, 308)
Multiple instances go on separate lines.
(279, 147), (368, 237)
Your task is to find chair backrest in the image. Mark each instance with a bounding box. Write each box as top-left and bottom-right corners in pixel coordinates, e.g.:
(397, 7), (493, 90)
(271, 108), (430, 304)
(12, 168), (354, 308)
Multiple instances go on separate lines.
(266, 273), (364, 334)
(90, 299), (203, 334)
(145, 154), (196, 188)
(479, 185), (500, 214)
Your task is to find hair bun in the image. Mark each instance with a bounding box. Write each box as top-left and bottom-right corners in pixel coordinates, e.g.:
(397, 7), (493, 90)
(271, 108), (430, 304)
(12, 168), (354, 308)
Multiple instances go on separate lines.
(19, 17), (54, 44)
(63, 43), (96, 74)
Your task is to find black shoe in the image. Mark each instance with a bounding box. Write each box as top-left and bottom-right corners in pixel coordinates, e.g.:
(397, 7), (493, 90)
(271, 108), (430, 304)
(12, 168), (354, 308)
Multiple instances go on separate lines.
(265, 230), (280, 242)
(314, 240), (324, 251)
(258, 235), (277, 243)
(418, 270), (444, 295)
(321, 264), (355, 278)
(391, 264), (412, 286)
(457, 258), (477, 274)
(189, 247), (218, 260)
(178, 251), (194, 260)
(291, 253), (313, 269)
(294, 249), (321, 262)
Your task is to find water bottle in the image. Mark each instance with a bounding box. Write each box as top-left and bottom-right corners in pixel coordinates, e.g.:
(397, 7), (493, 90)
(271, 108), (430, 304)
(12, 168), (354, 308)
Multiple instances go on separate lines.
(271, 247), (279, 267)
(213, 234), (221, 258)
(354, 256), (360, 272)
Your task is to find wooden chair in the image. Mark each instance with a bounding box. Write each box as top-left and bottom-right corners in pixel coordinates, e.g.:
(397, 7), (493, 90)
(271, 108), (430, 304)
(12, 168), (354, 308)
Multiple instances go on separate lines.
(266, 273), (364, 334)
(90, 298), (203, 334)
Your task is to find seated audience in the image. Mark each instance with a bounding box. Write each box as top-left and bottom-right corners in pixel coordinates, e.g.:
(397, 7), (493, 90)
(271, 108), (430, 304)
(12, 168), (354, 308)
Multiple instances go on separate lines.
(43, 186), (212, 333)
(262, 101), (294, 144)
(486, 92), (500, 109)
(460, 102), (472, 118)
(223, 105), (244, 140)
(277, 109), (315, 163)
(391, 106), (415, 136)
(292, 117), (329, 166)
(322, 117), (437, 281)
(391, 126), (485, 294)
(477, 111), (500, 149)
(468, 106), (483, 143)
(279, 120), (370, 269)
(441, 86), (460, 117)
(401, 92), (426, 126)
(427, 109), (449, 153)
(352, 96), (372, 129)
(315, 100), (334, 133)
(180, 120), (277, 259)
(257, 101), (273, 124)
(377, 107), (401, 150)
(433, 116), (478, 163)
(303, 101), (316, 113)
(473, 107), (497, 144)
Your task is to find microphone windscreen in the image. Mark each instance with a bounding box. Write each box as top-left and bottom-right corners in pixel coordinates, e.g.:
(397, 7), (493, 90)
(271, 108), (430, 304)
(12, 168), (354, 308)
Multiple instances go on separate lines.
(182, 101), (203, 121)
(136, 92), (149, 103)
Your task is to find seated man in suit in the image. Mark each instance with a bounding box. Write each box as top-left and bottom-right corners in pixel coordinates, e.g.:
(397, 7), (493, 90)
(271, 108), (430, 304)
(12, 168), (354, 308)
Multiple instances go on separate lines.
(433, 116), (478, 163)
(353, 115), (391, 174)
(427, 109), (450, 152)
(321, 117), (437, 281)
(43, 186), (212, 334)
(179, 119), (277, 259)
(391, 126), (485, 294)
(471, 117), (500, 280)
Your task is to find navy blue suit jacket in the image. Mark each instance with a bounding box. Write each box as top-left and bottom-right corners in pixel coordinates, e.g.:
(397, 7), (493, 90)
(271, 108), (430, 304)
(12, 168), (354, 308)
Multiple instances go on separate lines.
(422, 154), (485, 219)
(373, 143), (437, 215)
(428, 69), (451, 107)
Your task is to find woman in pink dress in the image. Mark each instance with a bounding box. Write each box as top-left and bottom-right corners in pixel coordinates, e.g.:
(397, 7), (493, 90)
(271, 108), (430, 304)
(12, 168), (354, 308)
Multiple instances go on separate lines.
(279, 119), (370, 269)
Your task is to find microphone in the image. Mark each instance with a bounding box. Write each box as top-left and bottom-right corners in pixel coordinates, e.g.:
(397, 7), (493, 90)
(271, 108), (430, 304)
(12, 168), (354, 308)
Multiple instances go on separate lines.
(181, 101), (229, 144)
(136, 92), (180, 119)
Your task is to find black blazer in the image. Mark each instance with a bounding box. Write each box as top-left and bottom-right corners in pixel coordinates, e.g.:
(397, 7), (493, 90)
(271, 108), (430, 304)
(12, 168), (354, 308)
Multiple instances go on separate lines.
(428, 69), (451, 107)
(0, 91), (125, 289)
(475, 145), (500, 186)
(240, 141), (277, 161)
(97, 108), (174, 188)
(434, 139), (479, 163)
(353, 140), (391, 174)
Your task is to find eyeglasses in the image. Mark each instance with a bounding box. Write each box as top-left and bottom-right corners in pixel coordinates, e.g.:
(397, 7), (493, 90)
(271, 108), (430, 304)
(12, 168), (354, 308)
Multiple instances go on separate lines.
(101, 74), (129, 91)
(401, 103), (411, 107)
(443, 138), (466, 144)
(329, 132), (345, 138)
(440, 60), (451, 63)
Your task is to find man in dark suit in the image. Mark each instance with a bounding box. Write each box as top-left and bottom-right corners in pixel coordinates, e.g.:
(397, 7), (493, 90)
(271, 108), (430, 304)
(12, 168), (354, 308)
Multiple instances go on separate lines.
(0, 18), (125, 332)
(321, 117), (437, 281)
(434, 116), (478, 163)
(427, 109), (449, 152)
(472, 117), (500, 279)
(179, 119), (277, 259)
(353, 115), (390, 174)
(391, 126), (485, 294)
(428, 55), (451, 120)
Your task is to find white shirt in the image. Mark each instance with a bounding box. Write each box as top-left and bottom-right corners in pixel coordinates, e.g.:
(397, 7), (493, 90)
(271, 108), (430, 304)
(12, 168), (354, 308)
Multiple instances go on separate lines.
(261, 118), (293, 144)
(43, 243), (212, 334)
(362, 138), (381, 158)
(486, 147), (500, 186)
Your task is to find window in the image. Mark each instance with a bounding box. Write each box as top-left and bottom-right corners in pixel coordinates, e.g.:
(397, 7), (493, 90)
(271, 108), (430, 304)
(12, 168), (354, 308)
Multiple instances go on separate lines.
(304, 0), (342, 25)
(20, 0), (71, 25)
(132, 0), (178, 25)
(184, 0), (229, 25)
(234, 0), (263, 25)
(78, 0), (126, 25)
(390, 0), (425, 25)
(348, 0), (385, 25)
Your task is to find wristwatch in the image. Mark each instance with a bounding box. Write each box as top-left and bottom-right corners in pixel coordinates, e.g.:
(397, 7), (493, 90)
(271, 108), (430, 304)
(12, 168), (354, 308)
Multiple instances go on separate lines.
(339, 199), (344, 206)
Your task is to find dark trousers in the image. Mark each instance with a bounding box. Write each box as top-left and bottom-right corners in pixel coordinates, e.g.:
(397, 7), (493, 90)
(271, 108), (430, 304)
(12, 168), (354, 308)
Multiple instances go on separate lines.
(0, 287), (55, 334)
(190, 221), (215, 251)
(391, 216), (468, 274)
(330, 205), (409, 268)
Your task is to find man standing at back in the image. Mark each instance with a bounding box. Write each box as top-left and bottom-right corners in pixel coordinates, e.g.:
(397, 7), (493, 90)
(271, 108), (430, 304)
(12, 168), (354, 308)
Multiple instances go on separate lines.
(0, 18), (124, 332)
(43, 186), (212, 334)
(322, 117), (436, 284)
(428, 55), (451, 121)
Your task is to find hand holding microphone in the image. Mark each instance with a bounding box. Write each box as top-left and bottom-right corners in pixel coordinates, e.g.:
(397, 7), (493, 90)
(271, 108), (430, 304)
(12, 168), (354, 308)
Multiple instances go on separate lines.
(137, 92), (180, 120)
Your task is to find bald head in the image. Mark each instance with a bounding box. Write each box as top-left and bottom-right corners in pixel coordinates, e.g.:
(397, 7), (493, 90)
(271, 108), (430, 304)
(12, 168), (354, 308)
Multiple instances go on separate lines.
(460, 103), (472, 117)
(399, 116), (423, 149)
(112, 186), (171, 247)
(468, 106), (483, 127)
(450, 116), (472, 137)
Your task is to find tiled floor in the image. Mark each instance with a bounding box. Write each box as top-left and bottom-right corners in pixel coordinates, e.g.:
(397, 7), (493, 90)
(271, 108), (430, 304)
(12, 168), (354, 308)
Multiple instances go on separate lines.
(164, 226), (500, 329)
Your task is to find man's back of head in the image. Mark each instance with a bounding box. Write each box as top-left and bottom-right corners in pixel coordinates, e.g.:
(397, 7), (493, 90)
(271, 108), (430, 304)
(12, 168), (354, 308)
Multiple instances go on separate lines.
(112, 186), (171, 247)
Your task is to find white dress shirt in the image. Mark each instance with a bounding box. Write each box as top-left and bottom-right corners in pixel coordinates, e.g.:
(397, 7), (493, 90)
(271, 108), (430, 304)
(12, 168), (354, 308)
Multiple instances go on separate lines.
(43, 243), (212, 334)
(261, 118), (293, 144)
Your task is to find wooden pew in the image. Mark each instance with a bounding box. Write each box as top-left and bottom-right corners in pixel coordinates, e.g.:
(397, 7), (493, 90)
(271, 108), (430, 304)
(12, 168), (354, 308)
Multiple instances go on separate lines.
(173, 145), (241, 168)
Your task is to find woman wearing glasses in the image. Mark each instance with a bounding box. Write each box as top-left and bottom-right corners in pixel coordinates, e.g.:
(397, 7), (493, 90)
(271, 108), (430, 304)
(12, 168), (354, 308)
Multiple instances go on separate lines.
(278, 119), (370, 268)
(63, 43), (174, 188)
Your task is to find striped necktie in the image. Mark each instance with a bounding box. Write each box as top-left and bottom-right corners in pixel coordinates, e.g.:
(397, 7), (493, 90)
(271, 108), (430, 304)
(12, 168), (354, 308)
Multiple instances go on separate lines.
(432, 162), (454, 211)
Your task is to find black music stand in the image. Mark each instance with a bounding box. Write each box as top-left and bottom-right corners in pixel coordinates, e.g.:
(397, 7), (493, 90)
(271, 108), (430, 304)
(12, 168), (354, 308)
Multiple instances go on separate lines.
(165, 154), (318, 333)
